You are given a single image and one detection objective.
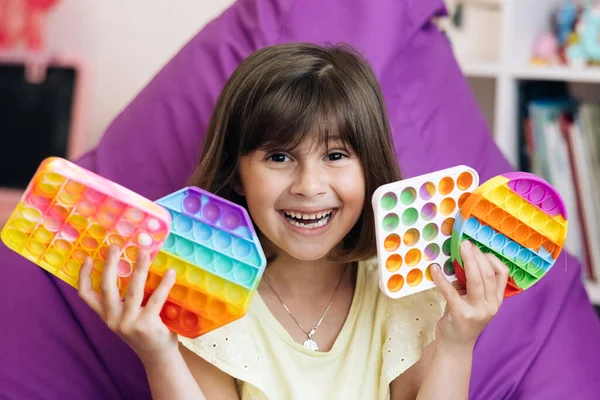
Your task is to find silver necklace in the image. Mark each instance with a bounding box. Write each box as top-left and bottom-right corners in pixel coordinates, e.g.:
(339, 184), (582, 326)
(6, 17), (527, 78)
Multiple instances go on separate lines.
(262, 265), (347, 351)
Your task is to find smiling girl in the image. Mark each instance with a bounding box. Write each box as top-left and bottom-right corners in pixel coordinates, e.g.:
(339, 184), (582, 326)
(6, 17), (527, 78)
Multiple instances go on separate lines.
(78, 43), (509, 400)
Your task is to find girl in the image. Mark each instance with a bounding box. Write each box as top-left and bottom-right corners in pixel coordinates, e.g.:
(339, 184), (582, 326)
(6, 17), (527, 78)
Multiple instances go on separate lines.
(78, 43), (509, 399)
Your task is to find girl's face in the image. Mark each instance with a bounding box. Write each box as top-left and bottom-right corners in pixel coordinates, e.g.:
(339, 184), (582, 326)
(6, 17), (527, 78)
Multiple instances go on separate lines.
(239, 137), (365, 261)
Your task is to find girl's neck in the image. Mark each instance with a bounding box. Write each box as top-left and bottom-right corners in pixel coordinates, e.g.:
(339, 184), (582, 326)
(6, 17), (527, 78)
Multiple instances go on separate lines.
(263, 252), (350, 300)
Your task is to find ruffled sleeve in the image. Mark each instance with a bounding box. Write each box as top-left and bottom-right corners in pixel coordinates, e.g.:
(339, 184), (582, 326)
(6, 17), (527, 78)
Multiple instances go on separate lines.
(381, 286), (446, 388)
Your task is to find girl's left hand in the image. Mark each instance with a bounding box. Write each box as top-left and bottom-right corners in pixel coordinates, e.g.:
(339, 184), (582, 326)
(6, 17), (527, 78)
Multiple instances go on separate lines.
(431, 240), (510, 348)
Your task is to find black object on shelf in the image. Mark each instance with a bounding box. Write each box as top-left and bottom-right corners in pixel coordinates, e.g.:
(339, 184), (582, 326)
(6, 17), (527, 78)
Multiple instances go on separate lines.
(0, 60), (78, 189)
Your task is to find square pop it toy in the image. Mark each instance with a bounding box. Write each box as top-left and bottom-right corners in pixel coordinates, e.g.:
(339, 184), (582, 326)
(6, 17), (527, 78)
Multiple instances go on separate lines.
(451, 172), (567, 297)
(372, 166), (480, 299)
(148, 188), (267, 338)
(0, 157), (171, 292)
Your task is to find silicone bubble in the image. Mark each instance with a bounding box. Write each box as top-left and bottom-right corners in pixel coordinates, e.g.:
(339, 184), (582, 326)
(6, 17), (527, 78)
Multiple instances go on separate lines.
(403, 228), (420, 246)
(438, 177), (455, 196)
(400, 187), (417, 206)
(380, 192), (397, 211)
(457, 171), (473, 190)
(387, 274), (404, 292)
(420, 203), (438, 221)
(401, 208), (418, 226)
(419, 182), (436, 200)
(422, 223), (439, 241)
(406, 268), (423, 287)
(384, 234), (401, 252)
(383, 213), (400, 231)
(440, 197), (456, 216)
(405, 249), (421, 266)
(386, 254), (402, 272)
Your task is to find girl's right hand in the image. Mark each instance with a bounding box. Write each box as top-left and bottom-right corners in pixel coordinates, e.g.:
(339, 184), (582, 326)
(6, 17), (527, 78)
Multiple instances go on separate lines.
(78, 245), (178, 364)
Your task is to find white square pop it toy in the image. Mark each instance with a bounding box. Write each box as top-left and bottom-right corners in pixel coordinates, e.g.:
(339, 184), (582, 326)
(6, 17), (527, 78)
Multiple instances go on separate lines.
(372, 166), (480, 299)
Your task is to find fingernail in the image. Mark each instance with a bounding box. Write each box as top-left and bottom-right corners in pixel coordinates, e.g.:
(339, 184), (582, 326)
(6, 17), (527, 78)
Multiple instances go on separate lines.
(462, 240), (472, 250)
(431, 263), (440, 273)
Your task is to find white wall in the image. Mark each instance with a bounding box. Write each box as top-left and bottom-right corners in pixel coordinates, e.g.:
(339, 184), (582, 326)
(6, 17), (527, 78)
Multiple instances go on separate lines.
(45, 0), (235, 149)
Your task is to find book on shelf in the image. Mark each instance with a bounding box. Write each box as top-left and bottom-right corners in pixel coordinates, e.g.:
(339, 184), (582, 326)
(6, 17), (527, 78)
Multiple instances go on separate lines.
(521, 99), (600, 282)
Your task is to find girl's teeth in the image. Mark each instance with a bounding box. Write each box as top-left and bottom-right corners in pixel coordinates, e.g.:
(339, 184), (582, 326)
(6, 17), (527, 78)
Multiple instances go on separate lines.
(288, 214), (331, 228)
(284, 210), (331, 220)
(284, 212), (332, 228)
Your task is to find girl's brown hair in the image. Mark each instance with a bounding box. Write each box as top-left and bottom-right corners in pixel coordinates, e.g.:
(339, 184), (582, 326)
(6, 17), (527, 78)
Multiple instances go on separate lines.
(189, 43), (401, 262)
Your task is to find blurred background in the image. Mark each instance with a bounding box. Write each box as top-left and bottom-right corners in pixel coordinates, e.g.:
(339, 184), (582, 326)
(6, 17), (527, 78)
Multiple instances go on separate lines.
(1, 0), (599, 306)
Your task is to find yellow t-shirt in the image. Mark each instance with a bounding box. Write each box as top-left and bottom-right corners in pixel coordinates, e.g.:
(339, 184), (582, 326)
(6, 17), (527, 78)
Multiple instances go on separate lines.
(179, 258), (446, 399)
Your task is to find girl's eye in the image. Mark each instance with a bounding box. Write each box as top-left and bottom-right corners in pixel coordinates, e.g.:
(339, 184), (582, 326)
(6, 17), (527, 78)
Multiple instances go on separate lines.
(327, 152), (348, 161)
(267, 153), (291, 163)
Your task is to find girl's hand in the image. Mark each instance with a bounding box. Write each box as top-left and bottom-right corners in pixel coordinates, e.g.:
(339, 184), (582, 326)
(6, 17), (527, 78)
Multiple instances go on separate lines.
(431, 240), (509, 348)
(78, 245), (178, 364)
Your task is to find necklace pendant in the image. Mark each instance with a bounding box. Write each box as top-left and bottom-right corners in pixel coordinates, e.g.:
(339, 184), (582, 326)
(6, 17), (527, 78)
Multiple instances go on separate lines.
(303, 338), (319, 351)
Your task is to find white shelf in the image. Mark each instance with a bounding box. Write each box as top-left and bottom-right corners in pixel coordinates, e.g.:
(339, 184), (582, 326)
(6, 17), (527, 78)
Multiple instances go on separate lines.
(460, 61), (502, 78)
(512, 66), (600, 83)
(459, 63), (600, 83)
(584, 281), (600, 306)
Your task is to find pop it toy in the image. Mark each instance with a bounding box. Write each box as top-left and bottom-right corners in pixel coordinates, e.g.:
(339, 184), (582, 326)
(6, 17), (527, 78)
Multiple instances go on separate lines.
(451, 172), (567, 297)
(0, 157), (171, 292)
(147, 187), (267, 338)
(372, 166), (480, 298)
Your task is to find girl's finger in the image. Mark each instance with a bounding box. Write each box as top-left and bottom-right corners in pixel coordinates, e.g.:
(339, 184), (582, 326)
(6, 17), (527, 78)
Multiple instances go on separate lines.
(472, 246), (498, 305)
(78, 257), (104, 315)
(100, 245), (123, 322)
(431, 263), (463, 310)
(485, 254), (510, 303)
(122, 250), (152, 316)
(461, 240), (485, 303)
(143, 269), (176, 316)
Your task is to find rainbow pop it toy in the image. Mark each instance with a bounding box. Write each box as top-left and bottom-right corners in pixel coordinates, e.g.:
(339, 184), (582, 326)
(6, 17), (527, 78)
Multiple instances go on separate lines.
(450, 172), (567, 297)
(372, 166), (480, 298)
(147, 187), (267, 338)
(0, 157), (171, 292)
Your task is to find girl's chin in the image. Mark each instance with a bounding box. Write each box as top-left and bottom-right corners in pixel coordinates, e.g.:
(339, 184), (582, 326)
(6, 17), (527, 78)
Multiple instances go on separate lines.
(272, 243), (333, 263)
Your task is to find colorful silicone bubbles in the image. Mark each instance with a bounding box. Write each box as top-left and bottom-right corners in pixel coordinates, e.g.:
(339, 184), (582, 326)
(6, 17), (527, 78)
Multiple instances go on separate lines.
(372, 166), (479, 298)
(150, 187), (266, 337)
(0, 157), (171, 292)
(450, 172), (567, 297)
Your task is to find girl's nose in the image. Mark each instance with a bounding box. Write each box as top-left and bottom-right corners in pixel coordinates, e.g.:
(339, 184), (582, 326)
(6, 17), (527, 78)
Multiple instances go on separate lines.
(290, 162), (328, 198)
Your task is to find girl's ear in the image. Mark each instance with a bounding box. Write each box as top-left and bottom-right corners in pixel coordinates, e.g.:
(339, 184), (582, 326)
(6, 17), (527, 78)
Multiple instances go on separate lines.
(231, 179), (245, 196)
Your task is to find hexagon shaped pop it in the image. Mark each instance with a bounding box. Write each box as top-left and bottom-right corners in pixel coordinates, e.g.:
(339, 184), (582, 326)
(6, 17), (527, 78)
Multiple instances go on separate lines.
(1, 158), (171, 292)
(450, 172), (567, 297)
(372, 166), (479, 298)
(149, 187), (266, 338)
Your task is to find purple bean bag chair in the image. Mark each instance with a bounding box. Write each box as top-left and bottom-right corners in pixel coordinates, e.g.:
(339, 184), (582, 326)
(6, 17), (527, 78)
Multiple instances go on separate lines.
(1, 0), (599, 398)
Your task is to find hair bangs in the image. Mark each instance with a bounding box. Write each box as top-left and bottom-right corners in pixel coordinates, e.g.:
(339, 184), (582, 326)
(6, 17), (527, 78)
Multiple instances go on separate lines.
(239, 71), (358, 156)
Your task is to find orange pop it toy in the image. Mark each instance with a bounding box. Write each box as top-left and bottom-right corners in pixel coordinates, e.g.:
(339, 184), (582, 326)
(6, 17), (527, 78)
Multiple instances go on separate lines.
(372, 166), (480, 299)
(1, 157), (171, 294)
